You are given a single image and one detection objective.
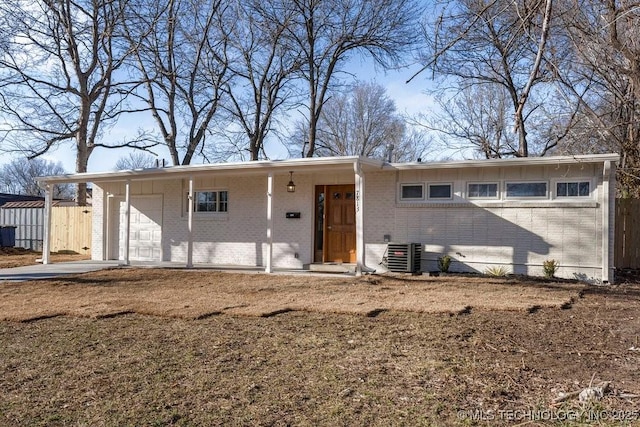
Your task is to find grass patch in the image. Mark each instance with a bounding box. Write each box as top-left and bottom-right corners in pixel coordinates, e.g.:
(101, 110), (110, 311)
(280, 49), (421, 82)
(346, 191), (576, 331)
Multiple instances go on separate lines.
(1, 268), (639, 425)
(0, 269), (583, 321)
(0, 299), (639, 425)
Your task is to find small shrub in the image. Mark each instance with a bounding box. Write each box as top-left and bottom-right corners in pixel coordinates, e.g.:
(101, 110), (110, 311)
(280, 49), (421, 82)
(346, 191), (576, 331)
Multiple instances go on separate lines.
(484, 266), (509, 277)
(437, 255), (451, 273)
(543, 259), (559, 279)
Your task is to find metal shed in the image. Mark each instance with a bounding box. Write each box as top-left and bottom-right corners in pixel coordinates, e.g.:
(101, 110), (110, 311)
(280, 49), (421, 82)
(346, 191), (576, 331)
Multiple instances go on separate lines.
(0, 201), (55, 250)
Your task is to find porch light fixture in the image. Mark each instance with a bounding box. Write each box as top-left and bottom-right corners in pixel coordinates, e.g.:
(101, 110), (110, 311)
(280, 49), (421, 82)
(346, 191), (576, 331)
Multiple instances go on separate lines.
(287, 171), (296, 193)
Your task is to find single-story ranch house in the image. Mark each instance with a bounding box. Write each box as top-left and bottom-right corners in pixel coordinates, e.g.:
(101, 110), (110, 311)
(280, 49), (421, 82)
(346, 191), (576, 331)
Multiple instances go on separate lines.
(37, 153), (618, 283)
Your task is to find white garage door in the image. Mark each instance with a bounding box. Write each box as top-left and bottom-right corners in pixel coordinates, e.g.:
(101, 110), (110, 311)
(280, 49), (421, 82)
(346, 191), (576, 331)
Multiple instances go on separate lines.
(119, 196), (163, 261)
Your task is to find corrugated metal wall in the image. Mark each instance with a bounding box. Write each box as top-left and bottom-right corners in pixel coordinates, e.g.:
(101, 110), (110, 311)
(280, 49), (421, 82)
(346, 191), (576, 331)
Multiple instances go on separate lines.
(0, 207), (44, 250)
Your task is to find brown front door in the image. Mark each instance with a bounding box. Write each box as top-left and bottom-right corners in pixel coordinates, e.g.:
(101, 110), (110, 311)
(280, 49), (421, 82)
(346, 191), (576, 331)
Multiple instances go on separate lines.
(325, 185), (356, 263)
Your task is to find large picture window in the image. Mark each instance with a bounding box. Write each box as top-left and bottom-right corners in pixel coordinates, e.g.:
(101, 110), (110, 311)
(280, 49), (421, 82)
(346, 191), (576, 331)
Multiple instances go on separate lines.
(505, 182), (547, 198)
(190, 190), (228, 213)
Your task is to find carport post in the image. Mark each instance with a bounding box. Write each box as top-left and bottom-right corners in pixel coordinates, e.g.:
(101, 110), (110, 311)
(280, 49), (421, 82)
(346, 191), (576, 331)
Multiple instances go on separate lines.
(265, 172), (273, 273)
(42, 183), (53, 265)
(187, 176), (194, 268)
(123, 180), (131, 266)
(354, 161), (365, 276)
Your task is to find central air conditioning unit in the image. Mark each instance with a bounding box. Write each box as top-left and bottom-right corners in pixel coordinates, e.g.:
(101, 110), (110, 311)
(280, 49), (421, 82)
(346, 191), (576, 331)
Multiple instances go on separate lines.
(387, 243), (422, 273)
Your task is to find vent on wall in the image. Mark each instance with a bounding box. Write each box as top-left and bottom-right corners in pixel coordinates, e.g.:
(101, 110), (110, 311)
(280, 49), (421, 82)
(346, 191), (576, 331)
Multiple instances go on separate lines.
(387, 243), (422, 273)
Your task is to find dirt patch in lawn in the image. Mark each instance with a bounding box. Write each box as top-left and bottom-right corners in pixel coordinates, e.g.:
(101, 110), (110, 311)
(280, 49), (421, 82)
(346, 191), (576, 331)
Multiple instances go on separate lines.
(0, 268), (584, 322)
(0, 249), (89, 269)
(0, 283), (639, 426)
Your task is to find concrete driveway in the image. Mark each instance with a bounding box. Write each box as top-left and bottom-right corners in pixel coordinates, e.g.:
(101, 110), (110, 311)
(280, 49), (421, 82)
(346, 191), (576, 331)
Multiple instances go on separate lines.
(0, 261), (121, 282)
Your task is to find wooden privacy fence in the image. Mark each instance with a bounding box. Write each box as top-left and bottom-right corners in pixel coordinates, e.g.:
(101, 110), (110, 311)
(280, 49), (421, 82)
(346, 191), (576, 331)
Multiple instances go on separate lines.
(615, 198), (640, 269)
(51, 206), (92, 255)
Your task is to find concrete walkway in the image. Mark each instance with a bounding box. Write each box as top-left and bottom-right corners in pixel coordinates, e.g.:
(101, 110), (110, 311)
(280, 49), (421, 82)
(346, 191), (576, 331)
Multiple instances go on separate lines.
(0, 260), (355, 282)
(0, 261), (121, 282)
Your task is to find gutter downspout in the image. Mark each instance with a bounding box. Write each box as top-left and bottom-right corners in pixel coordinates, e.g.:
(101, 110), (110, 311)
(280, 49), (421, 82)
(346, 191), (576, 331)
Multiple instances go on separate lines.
(187, 176), (194, 268)
(602, 160), (613, 284)
(355, 161), (365, 276)
(265, 173), (274, 273)
(123, 180), (131, 266)
(42, 184), (53, 265)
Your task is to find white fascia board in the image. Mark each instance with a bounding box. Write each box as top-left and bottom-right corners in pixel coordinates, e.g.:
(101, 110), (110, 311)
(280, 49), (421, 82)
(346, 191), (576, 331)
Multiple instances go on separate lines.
(36, 156), (385, 185)
(385, 154), (620, 171)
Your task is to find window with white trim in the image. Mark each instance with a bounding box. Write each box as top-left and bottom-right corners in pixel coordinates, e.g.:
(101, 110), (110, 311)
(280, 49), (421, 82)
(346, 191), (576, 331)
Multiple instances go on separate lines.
(505, 182), (547, 198)
(189, 190), (228, 213)
(556, 181), (590, 198)
(428, 183), (452, 200)
(467, 182), (498, 199)
(400, 184), (424, 201)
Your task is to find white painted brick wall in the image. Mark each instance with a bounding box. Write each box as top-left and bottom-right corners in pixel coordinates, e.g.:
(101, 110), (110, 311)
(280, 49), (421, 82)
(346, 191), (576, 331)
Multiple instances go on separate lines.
(91, 161), (610, 282)
(91, 185), (104, 261)
(94, 172), (341, 269)
(364, 165), (608, 282)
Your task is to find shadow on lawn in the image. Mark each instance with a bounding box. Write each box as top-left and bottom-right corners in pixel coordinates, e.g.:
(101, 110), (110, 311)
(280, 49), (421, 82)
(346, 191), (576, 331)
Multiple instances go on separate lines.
(374, 272), (586, 292)
(579, 283), (640, 301)
(50, 274), (145, 287)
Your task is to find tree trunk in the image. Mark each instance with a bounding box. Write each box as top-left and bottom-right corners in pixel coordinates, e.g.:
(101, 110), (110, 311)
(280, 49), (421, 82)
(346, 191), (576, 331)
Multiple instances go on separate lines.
(306, 112), (318, 158)
(75, 140), (90, 206)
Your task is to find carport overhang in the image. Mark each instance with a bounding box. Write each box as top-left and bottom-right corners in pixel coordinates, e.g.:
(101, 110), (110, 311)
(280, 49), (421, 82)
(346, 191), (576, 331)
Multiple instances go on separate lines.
(36, 156), (385, 276)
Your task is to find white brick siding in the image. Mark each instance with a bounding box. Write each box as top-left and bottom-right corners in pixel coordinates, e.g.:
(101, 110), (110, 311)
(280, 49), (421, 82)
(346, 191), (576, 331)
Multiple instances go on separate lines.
(91, 160), (612, 282)
(92, 170), (353, 269)
(364, 163), (609, 282)
(91, 185), (104, 261)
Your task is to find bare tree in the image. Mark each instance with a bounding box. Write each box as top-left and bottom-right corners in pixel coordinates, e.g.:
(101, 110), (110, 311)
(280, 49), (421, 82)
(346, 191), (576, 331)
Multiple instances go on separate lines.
(0, 158), (74, 199)
(316, 82), (403, 158)
(279, 0), (421, 157)
(215, 0), (302, 161)
(424, 84), (521, 158)
(556, 0), (640, 196)
(294, 81), (432, 161)
(114, 152), (157, 170)
(0, 0), (145, 205)
(124, 0), (230, 166)
(414, 0), (556, 157)
(391, 128), (435, 162)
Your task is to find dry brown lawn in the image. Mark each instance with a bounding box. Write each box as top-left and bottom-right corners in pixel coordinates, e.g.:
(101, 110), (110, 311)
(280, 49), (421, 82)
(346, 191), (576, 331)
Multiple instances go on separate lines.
(0, 268), (581, 322)
(1, 267), (639, 426)
(0, 248), (89, 269)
